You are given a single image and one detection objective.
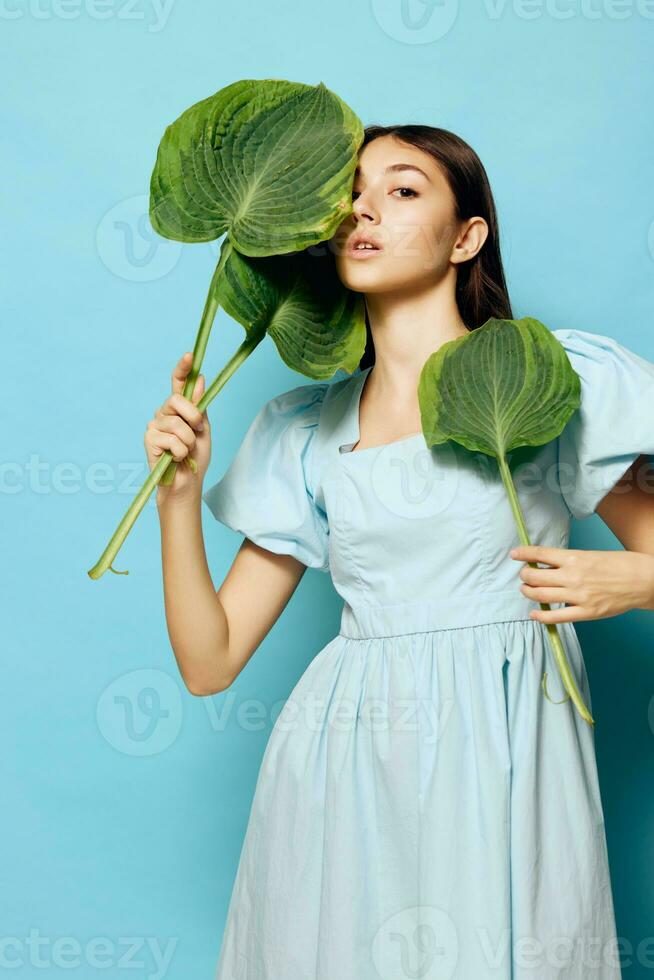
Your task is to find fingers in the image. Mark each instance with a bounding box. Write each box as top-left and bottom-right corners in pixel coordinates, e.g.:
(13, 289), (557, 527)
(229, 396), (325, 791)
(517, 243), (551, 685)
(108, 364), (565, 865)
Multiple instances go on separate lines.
(144, 351), (210, 462)
(190, 372), (208, 423)
(171, 352), (194, 396)
(149, 414), (198, 451)
(192, 372), (206, 409)
(509, 545), (565, 567)
(158, 391), (205, 432)
(147, 426), (191, 463)
(146, 354), (210, 467)
(518, 564), (564, 586)
(530, 605), (587, 624)
(519, 584), (569, 604)
(168, 351), (208, 417)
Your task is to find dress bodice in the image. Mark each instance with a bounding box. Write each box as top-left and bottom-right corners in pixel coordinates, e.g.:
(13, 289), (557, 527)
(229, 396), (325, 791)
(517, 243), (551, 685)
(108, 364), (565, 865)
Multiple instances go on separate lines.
(203, 327), (654, 638)
(311, 366), (571, 636)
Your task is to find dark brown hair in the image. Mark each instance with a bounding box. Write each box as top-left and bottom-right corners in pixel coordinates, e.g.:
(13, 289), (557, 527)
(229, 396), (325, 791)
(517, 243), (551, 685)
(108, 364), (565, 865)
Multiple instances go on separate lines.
(356, 124), (513, 370)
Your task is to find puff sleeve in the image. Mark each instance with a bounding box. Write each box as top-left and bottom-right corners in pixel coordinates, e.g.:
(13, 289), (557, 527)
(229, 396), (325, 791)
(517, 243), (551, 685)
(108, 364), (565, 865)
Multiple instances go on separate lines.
(202, 381), (330, 572)
(553, 328), (654, 520)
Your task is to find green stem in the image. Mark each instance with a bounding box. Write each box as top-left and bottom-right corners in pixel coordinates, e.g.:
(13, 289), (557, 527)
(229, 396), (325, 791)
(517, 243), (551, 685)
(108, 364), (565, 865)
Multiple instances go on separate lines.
(159, 237), (234, 486)
(87, 330), (264, 581)
(496, 452), (595, 727)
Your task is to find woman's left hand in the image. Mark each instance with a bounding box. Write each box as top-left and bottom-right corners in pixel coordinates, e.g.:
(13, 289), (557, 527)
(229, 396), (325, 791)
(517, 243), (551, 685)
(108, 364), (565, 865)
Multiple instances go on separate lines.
(509, 545), (654, 623)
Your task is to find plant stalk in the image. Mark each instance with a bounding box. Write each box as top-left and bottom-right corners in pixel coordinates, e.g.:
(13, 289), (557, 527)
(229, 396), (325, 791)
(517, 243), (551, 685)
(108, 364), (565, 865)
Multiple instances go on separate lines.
(159, 237), (234, 486)
(87, 330), (264, 581)
(496, 452), (595, 727)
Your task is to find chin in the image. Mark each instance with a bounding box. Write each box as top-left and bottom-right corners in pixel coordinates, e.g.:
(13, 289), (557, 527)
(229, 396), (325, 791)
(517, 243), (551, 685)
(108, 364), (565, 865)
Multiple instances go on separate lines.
(335, 260), (389, 292)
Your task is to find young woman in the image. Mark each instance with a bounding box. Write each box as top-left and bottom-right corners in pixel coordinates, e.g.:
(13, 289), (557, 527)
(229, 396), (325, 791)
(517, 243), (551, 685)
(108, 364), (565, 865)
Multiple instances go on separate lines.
(146, 125), (654, 979)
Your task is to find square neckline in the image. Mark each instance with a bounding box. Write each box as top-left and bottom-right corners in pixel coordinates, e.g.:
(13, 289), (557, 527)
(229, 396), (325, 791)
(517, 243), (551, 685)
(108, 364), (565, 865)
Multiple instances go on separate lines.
(340, 365), (426, 456)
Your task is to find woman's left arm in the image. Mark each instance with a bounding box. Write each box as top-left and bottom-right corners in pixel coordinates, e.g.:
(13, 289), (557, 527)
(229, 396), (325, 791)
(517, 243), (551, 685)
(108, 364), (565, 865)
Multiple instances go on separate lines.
(510, 455), (654, 623)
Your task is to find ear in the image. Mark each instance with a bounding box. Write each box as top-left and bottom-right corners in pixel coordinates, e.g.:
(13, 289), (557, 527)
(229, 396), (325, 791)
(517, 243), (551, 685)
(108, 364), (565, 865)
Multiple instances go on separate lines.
(450, 216), (489, 265)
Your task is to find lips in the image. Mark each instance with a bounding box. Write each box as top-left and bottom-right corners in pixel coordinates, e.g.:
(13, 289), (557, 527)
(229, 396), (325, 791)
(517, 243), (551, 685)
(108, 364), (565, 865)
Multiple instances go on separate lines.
(347, 235), (383, 254)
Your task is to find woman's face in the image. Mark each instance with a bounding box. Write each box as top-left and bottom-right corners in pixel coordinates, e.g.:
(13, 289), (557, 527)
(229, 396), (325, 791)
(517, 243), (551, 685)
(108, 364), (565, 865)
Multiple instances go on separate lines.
(331, 134), (475, 296)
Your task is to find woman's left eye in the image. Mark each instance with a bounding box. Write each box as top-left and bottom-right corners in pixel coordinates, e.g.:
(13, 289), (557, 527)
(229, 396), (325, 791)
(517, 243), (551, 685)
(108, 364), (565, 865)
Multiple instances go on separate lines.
(392, 187), (418, 198)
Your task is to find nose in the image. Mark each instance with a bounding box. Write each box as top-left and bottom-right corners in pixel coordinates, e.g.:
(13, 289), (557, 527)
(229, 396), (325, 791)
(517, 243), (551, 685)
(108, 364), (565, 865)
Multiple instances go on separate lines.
(352, 191), (379, 224)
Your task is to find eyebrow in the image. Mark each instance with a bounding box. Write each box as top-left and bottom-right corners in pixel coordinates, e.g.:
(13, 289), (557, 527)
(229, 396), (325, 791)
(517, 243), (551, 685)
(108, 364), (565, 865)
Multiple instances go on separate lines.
(354, 162), (432, 182)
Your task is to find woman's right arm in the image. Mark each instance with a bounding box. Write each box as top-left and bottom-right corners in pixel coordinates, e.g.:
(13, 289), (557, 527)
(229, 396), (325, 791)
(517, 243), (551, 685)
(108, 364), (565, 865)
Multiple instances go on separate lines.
(147, 353), (307, 697)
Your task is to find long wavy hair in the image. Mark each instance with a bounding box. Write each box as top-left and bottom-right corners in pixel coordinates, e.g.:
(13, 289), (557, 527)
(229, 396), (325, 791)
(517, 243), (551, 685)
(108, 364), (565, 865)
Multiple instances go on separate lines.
(356, 124), (513, 370)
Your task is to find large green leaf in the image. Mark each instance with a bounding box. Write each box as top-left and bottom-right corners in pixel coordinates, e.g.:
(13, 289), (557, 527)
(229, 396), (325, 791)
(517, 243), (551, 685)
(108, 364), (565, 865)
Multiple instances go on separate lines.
(149, 78), (363, 255)
(88, 78), (364, 580)
(214, 246), (366, 378)
(417, 316), (593, 726)
(418, 317), (581, 457)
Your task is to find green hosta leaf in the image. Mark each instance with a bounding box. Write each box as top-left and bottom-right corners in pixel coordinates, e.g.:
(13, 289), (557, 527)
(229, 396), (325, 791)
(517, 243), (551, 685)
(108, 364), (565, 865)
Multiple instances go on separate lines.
(149, 78), (363, 255)
(418, 316), (594, 727)
(88, 78), (364, 580)
(215, 246), (366, 379)
(418, 317), (581, 457)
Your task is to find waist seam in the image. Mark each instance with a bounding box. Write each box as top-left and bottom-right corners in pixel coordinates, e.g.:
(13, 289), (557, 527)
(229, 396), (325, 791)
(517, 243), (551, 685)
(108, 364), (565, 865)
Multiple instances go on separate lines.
(338, 616), (538, 641)
(337, 590), (560, 639)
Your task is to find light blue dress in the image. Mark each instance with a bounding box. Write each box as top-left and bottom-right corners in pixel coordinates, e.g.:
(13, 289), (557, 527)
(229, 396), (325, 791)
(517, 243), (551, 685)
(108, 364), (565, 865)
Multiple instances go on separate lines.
(202, 328), (654, 980)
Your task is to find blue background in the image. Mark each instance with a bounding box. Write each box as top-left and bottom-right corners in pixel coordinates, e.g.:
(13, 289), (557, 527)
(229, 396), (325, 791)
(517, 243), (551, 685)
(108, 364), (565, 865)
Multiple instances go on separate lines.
(3, 0), (653, 976)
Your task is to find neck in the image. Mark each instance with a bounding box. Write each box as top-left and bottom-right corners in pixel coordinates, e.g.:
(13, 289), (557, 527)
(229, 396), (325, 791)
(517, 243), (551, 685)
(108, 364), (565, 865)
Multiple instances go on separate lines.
(363, 274), (470, 397)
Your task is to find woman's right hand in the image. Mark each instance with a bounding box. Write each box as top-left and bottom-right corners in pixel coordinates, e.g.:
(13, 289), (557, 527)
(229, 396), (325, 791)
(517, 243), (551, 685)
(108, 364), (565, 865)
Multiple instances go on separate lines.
(145, 352), (212, 505)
